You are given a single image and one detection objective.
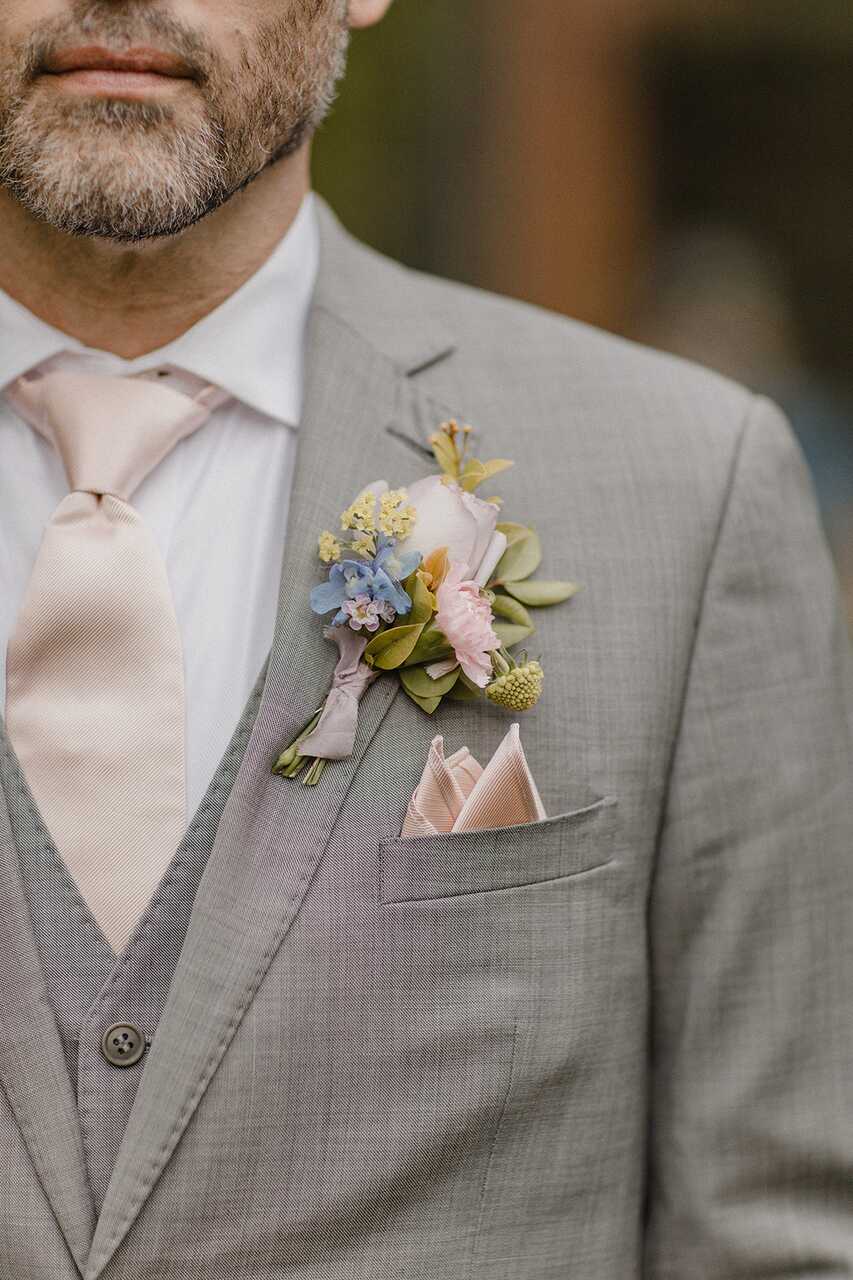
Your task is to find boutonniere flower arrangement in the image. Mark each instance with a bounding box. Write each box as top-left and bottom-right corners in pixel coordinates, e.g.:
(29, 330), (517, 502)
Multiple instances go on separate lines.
(273, 421), (578, 785)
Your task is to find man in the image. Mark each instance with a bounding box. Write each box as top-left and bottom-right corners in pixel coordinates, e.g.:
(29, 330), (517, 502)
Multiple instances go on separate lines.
(0, 2), (849, 1277)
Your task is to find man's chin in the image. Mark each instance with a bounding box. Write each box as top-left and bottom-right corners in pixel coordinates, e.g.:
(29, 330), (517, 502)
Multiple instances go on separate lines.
(0, 107), (229, 243)
(11, 184), (219, 243)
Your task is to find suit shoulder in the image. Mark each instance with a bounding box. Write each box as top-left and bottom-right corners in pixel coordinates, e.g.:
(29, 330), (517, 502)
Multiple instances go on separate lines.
(394, 262), (753, 463)
(314, 204), (761, 466)
(406, 262), (754, 438)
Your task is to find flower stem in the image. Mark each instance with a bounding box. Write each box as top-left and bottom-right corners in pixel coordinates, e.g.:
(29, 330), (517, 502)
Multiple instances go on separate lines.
(271, 706), (324, 777)
(302, 758), (328, 787)
(279, 756), (310, 779)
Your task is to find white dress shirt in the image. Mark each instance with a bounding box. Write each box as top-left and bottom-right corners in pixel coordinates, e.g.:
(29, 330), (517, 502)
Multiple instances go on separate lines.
(0, 191), (319, 826)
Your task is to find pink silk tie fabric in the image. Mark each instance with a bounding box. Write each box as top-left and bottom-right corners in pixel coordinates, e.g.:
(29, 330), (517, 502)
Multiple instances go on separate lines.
(4, 370), (222, 955)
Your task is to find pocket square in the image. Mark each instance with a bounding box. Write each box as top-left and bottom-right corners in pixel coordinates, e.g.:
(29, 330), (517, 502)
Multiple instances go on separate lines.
(401, 723), (546, 837)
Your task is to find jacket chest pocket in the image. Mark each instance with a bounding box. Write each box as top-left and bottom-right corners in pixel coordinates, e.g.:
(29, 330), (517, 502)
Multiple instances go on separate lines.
(378, 795), (619, 904)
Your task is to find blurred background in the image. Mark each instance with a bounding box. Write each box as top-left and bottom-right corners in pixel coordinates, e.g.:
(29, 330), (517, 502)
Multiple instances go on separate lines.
(314, 0), (853, 629)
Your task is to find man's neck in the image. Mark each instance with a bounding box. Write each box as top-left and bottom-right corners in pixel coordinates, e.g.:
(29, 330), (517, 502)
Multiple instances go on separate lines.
(0, 147), (311, 359)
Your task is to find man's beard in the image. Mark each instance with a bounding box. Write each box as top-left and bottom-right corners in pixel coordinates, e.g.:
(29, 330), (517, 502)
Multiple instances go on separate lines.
(0, 1), (348, 242)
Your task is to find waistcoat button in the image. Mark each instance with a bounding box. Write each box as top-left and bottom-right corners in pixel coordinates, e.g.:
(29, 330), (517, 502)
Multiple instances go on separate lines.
(100, 1022), (146, 1067)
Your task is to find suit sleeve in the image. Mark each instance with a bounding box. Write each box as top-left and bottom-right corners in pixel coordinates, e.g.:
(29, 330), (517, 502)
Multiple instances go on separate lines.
(644, 395), (853, 1276)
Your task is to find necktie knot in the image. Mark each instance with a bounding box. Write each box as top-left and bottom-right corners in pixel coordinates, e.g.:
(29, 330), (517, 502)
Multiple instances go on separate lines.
(7, 369), (216, 501)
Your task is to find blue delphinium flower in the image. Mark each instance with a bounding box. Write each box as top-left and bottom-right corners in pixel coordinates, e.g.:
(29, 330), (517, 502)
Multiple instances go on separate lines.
(310, 535), (422, 627)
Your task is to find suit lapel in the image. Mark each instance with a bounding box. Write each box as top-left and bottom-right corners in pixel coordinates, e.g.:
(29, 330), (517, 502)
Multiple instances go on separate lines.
(0, 749), (96, 1275)
(85, 201), (459, 1278)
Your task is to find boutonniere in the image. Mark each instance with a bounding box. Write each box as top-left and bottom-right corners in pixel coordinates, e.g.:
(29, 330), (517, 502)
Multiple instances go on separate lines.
(272, 421), (578, 785)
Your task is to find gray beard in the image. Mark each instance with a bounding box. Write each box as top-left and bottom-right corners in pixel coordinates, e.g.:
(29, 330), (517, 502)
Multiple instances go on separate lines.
(0, 4), (348, 242)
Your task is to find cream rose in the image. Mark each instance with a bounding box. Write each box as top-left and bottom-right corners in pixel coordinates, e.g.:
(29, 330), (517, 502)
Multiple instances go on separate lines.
(400, 475), (507, 586)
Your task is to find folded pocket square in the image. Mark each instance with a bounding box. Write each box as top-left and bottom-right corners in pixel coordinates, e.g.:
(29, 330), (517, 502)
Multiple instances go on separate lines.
(401, 723), (546, 837)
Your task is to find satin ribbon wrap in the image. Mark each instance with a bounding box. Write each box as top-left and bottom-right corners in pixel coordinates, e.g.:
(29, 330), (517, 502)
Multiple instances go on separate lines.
(298, 626), (382, 760)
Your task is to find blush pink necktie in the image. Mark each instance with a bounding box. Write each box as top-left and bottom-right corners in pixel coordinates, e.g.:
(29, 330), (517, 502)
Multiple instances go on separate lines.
(4, 369), (225, 955)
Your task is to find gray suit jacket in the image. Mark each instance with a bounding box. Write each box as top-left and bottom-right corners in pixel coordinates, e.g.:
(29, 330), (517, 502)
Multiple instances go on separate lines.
(1, 195), (851, 1279)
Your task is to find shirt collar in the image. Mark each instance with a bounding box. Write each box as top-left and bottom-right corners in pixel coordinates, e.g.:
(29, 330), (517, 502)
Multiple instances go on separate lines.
(0, 190), (320, 427)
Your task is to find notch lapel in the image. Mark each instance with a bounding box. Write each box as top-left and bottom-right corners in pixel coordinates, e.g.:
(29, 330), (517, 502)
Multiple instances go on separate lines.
(0, 758), (96, 1275)
(85, 206), (459, 1278)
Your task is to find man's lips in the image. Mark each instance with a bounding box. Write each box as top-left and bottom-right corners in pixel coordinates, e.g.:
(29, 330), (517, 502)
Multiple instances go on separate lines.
(39, 45), (196, 96)
(43, 45), (195, 77)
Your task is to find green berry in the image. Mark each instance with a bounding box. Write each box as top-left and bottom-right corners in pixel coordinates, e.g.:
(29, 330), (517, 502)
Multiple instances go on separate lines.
(485, 660), (544, 711)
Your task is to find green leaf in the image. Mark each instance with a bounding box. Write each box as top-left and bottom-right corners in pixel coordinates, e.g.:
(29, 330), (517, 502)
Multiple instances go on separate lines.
(460, 458), (514, 492)
(490, 593), (534, 628)
(401, 684), (443, 715)
(493, 621), (535, 648)
(447, 673), (483, 701)
(504, 580), (580, 607)
(364, 622), (425, 670)
(402, 570), (436, 625)
(429, 431), (458, 478)
(402, 622), (454, 667)
(482, 458), (514, 481)
(497, 521), (533, 547)
(493, 530), (542, 583)
(458, 459), (487, 492)
(400, 665), (461, 699)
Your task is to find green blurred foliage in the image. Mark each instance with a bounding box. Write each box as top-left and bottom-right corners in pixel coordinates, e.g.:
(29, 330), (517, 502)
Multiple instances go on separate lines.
(312, 2), (483, 281)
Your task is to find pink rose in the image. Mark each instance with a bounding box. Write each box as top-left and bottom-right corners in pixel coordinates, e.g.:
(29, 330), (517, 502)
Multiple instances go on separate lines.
(433, 561), (501, 688)
(401, 475), (507, 585)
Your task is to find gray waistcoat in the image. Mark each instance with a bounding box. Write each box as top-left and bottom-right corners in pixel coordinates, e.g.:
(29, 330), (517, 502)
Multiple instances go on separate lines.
(0, 655), (268, 1217)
